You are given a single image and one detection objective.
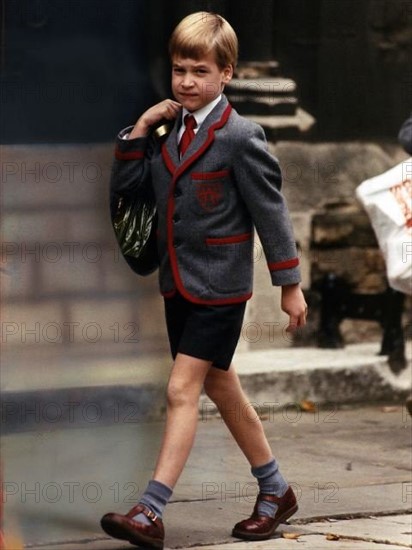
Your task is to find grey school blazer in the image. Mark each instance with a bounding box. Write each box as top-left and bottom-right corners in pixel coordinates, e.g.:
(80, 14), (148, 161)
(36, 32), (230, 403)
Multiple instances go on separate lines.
(111, 95), (301, 305)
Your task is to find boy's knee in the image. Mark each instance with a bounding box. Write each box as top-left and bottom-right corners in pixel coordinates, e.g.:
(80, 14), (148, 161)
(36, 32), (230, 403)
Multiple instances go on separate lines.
(166, 378), (198, 408)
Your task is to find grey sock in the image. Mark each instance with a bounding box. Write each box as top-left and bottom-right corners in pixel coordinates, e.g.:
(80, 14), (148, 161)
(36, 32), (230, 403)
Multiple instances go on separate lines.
(133, 480), (173, 526)
(251, 458), (288, 518)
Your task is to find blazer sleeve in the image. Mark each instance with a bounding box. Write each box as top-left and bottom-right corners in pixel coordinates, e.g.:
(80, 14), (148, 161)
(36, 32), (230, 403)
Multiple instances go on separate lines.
(109, 125), (155, 214)
(232, 121), (301, 286)
(398, 115), (412, 155)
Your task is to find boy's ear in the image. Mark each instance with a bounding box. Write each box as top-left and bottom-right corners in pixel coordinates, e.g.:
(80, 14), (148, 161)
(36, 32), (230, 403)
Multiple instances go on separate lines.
(222, 64), (234, 84)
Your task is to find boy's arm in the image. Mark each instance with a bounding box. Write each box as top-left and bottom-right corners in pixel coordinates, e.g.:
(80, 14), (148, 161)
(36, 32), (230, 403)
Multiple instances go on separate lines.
(127, 99), (181, 139)
(110, 130), (151, 206)
(232, 122), (300, 286)
(110, 99), (181, 205)
(281, 284), (307, 332)
(232, 122), (307, 329)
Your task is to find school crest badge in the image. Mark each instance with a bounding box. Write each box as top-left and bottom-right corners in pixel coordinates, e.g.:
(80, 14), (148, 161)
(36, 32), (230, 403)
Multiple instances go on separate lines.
(196, 181), (224, 212)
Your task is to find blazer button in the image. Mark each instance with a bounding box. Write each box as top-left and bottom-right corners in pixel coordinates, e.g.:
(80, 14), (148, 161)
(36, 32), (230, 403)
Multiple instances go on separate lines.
(173, 189), (182, 198)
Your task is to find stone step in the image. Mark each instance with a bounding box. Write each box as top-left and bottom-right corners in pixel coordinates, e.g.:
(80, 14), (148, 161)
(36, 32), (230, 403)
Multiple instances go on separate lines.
(226, 77), (297, 97)
(226, 94), (297, 116)
(2, 343), (410, 434)
(235, 60), (281, 78)
(244, 108), (316, 140)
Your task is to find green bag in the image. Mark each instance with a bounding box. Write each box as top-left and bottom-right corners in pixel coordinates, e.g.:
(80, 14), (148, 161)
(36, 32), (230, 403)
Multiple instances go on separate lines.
(111, 121), (171, 276)
(112, 193), (158, 276)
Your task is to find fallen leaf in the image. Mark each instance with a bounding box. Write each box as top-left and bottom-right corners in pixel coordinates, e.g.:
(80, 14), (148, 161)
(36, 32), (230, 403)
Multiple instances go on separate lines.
(282, 532), (301, 540)
(381, 406), (399, 413)
(300, 399), (317, 412)
(326, 533), (340, 541)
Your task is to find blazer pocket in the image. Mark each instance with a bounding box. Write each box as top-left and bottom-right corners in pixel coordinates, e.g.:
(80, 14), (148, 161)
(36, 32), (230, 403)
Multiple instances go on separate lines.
(206, 232), (252, 246)
(190, 170), (230, 215)
(206, 233), (253, 293)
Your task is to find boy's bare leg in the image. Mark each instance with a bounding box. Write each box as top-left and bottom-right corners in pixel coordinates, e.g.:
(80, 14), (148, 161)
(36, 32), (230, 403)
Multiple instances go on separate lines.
(153, 353), (212, 488)
(205, 366), (299, 537)
(101, 353), (211, 537)
(203, 365), (273, 467)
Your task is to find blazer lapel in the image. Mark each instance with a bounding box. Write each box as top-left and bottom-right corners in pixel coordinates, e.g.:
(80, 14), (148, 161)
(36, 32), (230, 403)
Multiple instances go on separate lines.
(162, 95), (231, 175)
(163, 117), (181, 170)
(184, 95), (230, 161)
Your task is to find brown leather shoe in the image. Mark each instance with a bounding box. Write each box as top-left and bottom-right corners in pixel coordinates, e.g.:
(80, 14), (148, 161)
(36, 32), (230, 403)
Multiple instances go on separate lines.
(100, 503), (164, 549)
(232, 486), (298, 541)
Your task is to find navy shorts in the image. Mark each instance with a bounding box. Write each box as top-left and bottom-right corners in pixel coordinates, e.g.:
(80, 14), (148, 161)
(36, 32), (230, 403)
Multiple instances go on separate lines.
(164, 292), (247, 370)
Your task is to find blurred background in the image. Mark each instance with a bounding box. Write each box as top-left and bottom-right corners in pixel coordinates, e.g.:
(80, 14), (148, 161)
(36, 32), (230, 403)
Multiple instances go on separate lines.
(2, 0), (412, 142)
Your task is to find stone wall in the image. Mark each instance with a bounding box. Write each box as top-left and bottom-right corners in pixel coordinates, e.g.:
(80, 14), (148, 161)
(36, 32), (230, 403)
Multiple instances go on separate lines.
(269, 140), (411, 346)
(1, 141), (410, 381)
(1, 144), (170, 389)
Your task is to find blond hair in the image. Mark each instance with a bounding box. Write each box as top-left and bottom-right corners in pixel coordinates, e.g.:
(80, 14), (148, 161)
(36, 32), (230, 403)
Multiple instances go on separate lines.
(169, 12), (238, 69)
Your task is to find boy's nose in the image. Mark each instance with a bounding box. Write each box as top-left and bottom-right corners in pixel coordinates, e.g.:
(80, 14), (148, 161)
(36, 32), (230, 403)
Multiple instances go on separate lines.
(181, 75), (194, 88)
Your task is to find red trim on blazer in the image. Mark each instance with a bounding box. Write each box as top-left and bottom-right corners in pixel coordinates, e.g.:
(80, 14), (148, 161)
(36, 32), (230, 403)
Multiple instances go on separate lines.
(162, 105), (232, 182)
(191, 169), (230, 180)
(114, 148), (145, 161)
(268, 258), (300, 271)
(163, 287), (252, 305)
(177, 105), (232, 179)
(206, 232), (252, 246)
(162, 105), (250, 305)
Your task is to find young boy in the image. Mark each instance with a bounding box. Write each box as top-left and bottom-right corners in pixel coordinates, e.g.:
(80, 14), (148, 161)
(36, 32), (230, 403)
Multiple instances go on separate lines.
(101, 12), (307, 549)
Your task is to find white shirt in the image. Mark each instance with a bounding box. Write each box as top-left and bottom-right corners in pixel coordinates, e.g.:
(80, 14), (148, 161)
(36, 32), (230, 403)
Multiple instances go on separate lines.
(177, 94), (222, 142)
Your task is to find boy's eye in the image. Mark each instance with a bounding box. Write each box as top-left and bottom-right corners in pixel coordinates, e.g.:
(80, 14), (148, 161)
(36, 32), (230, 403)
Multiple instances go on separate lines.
(173, 67), (185, 74)
(195, 69), (208, 75)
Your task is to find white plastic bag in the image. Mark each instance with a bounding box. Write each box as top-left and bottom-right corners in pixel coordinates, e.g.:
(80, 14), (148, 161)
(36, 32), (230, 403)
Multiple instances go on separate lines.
(356, 158), (412, 295)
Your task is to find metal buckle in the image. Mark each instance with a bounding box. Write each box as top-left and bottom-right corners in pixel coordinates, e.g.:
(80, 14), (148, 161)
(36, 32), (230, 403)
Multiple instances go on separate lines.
(144, 508), (158, 522)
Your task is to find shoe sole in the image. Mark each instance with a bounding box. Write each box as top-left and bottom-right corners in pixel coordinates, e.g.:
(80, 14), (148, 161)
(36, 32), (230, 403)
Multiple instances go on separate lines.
(232, 503), (298, 541)
(100, 516), (164, 549)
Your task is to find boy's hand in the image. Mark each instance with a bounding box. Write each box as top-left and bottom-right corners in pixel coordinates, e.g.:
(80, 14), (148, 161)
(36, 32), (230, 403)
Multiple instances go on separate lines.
(281, 284), (308, 333)
(129, 99), (182, 139)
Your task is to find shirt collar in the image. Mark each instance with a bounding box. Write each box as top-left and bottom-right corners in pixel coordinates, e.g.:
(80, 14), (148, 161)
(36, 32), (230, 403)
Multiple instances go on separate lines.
(181, 94), (222, 129)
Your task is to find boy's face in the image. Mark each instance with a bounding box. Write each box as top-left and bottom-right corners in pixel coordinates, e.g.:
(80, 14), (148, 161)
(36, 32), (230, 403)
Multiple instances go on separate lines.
(171, 52), (233, 112)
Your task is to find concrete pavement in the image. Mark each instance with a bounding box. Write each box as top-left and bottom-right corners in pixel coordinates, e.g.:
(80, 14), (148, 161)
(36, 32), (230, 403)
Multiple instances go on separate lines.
(2, 401), (411, 549)
(1, 341), (411, 548)
(11, 515), (411, 549)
